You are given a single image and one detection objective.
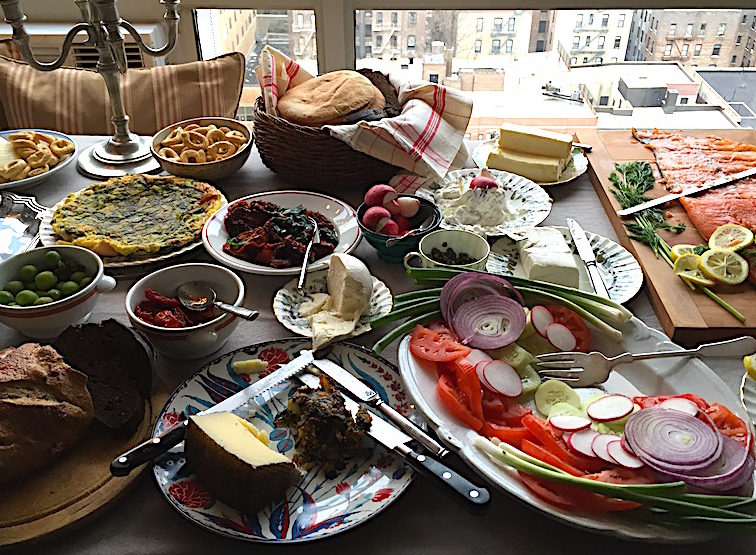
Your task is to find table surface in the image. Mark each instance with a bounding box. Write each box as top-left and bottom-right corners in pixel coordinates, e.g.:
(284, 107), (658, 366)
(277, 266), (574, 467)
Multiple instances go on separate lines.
(5, 137), (754, 554)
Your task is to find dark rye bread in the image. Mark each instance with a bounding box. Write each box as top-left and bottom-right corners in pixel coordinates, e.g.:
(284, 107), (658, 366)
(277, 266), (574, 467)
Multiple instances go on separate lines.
(53, 319), (154, 436)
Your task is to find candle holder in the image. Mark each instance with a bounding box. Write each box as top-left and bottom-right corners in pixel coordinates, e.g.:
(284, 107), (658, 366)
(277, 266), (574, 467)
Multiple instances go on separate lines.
(0, 0), (180, 179)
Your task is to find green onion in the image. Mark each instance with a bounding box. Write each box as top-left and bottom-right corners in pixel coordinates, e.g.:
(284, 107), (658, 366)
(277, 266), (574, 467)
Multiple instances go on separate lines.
(371, 310), (442, 355)
(392, 287), (444, 302)
(370, 299), (440, 328)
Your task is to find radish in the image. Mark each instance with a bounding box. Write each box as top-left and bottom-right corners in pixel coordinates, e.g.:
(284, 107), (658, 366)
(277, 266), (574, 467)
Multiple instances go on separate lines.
(530, 305), (553, 338)
(364, 184), (397, 207)
(397, 196), (420, 218)
(545, 323), (577, 351)
(383, 199), (401, 216)
(586, 394), (634, 422)
(659, 397), (699, 417)
(394, 214), (412, 233)
(607, 440), (645, 469)
(465, 349), (493, 367)
(475, 360), (492, 387)
(591, 433), (620, 464)
(482, 360), (523, 397)
(568, 428), (599, 458)
(548, 414), (591, 432)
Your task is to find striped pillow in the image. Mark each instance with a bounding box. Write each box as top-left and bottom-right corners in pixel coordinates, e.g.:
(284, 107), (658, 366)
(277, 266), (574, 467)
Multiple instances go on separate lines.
(0, 52), (244, 135)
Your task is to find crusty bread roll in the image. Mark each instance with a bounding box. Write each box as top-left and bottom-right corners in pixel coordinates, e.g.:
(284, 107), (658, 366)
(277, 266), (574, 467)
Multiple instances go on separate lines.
(277, 70), (384, 126)
(0, 343), (94, 484)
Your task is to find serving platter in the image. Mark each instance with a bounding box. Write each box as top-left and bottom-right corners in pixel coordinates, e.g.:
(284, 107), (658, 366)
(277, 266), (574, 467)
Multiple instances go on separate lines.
(486, 226), (643, 304)
(397, 318), (753, 543)
(0, 129), (78, 192)
(471, 140), (588, 187)
(202, 191), (361, 276)
(153, 338), (415, 543)
(273, 269), (392, 339)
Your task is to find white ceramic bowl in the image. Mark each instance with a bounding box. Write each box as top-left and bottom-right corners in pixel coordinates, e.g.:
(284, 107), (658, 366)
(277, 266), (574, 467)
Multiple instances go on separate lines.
(126, 263), (245, 360)
(0, 246), (116, 339)
(403, 229), (490, 270)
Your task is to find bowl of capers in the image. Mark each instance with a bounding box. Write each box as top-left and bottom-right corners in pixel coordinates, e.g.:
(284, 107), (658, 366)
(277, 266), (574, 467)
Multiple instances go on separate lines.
(0, 246), (116, 339)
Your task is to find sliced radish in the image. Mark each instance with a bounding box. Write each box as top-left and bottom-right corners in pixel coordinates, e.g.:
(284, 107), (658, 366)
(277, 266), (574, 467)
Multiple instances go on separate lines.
(545, 323), (577, 351)
(475, 360), (491, 385)
(607, 440), (645, 469)
(659, 397), (699, 417)
(465, 349), (493, 367)
(568, 428), (599, 458)
(586, 394), (634, 422)
(620, 435), (635, 456)
(531, 305), (553, 338)
(482, 360), (523, 397)
(549, 414), (591, 432)
(591, 433), (620, 464)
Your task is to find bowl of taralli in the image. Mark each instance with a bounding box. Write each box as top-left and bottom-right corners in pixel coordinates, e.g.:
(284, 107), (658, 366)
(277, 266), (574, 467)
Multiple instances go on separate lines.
(0, 129), (77, 191)
(151, 117), (253, 181)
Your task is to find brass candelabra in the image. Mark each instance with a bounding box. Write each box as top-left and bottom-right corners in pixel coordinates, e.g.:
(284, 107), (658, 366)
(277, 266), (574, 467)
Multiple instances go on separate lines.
(0, 0), (180, 179)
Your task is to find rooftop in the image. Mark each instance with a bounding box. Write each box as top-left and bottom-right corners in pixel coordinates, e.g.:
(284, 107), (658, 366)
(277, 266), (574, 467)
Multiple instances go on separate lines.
(696, 68), (756, 129)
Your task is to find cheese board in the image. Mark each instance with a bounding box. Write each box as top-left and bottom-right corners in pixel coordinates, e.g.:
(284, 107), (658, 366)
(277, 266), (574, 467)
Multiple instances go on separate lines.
(578, 128), (756, 346)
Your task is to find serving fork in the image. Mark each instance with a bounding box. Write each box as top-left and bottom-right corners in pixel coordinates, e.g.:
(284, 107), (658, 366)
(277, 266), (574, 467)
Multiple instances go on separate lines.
(296, 217), (320, 298)
(534, 336), (756, 387)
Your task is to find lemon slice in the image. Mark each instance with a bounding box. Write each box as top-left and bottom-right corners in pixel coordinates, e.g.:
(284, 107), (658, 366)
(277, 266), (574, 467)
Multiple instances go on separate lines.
(708, 224), (754, 251)
(673, 254), (716, 287)
(699, 248), (749, 285)
(745, 354), (756, 381)
(670, 244), (698, 262)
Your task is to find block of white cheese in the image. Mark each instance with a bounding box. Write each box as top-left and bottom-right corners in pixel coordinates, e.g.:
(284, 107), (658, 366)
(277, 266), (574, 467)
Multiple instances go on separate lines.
(487, 147), (565, 182)
(497, 123), (573, 160)
(516, 227), (579, 288)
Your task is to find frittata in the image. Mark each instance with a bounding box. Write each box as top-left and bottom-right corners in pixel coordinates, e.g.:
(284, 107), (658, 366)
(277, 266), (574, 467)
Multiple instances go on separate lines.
(51, 175), (223, 259)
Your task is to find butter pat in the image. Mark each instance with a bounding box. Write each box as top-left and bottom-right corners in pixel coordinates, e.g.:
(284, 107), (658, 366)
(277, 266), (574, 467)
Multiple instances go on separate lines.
(497, 123), (573, 159)
(517, 227), (579, 288)
(231, 358), (268, 375)
(487, 147), (565, 182)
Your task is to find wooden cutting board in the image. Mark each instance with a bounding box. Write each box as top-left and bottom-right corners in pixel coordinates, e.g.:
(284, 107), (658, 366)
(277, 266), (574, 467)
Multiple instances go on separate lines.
(0, 384), (169, 546)
(577, 128), (756, 346)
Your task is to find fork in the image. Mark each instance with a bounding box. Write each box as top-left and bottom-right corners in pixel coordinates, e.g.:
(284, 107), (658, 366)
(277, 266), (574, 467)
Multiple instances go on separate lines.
(296, 217), (320, 299)
(534, 336), (756, 387)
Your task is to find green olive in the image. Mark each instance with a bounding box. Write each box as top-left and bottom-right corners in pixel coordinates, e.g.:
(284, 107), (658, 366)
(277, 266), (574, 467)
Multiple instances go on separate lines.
(79, 276), (93, 288)
(15, 290), (39, 306)
(3, 280), (24, 295)
(18, 265), (38, 283)
(23, 281), (36, 291)
(43, 250), (61, 270)
(34, 271), (58, 291)
(33, 296), (53, 305)
(0, 290), (14, 305)
(70, 271), (87, 284)
(46, 288), (62, 301)
(59, 281), (80, 297)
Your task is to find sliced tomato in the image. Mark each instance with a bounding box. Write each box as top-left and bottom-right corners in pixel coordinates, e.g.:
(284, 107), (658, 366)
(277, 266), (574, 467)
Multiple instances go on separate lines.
(482, 389), (532, 427)
(522, 414), (608, 473)
(409, 325), (471, 362)
(427, 320), (459, 342)
(585, 467), (659, 485)
(437, 373), (483, 431)
(521, 439), (584, 476)
(518, 471), (640, 512)
(544, 304), (591, 352)
(480, 422), (532, 448)
(450, 358), (484, 421)
(518, 471), (577, 509)
(633, 393), (709, 411)
(704, 403), (750, 447)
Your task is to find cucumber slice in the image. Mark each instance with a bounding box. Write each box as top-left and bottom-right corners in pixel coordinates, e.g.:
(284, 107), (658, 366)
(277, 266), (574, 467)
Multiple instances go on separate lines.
(535, 379), (580, 416)
(547, 401), (586, 419)
(485, 343), (534, 374)
(519, 307), (535, 340)
(514, 364), (541, 403)
(516, 333), (556, 357)
(580, 393), (606, 411)
(592, 404), (640, 435)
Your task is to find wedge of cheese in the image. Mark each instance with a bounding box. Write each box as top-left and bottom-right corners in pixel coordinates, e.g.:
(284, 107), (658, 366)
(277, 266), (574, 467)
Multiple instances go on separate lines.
(516, 227), (579, 288)
(497, 123), (573, 160)
(486, 147), (565, 183)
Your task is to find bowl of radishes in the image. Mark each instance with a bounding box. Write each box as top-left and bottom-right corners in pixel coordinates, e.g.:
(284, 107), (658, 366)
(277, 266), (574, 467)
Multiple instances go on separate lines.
(357, 184), (441, 263)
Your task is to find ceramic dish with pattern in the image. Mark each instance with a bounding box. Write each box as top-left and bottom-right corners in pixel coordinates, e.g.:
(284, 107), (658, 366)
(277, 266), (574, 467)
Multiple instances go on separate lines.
(0, 192), (46, 261)
(0, 129), (77, 192)
(202, 191), (361, 276)
(417, 169), (551, 238)
(471, 140), (588, 187)
(398, 319), (752, 542)
(273, 268), (392, 338)
(486, 226), (643, 304)
(153, 338), (415, 543)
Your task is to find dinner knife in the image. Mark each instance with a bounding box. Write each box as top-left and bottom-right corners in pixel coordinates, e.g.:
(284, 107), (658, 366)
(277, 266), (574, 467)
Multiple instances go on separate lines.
(617, 166), (756, 216)
(566, 218), (610, 299)
(311, 358), (449, 458)
(110, 350), (315, 477)
(298, 372), (490, 513)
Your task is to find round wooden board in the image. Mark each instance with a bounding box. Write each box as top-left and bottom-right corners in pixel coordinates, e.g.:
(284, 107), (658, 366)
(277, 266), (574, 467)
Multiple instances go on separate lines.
(0, 385), (169, 546)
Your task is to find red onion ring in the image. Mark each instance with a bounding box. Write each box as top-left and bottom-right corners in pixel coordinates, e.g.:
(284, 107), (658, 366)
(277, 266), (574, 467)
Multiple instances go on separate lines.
(449, 294), (526, 349)
(440, 272), (523, 325)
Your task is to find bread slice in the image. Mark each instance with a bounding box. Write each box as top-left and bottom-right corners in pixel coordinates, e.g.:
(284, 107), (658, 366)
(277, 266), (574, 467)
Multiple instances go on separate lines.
(53, 319), (154, 436)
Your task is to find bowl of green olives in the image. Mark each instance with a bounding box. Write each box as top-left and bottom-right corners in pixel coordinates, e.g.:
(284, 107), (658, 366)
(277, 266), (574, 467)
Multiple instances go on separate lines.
(0, 246), (116, 339)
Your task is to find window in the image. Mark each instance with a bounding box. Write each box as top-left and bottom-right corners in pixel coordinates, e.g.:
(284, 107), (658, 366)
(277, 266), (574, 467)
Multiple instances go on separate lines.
(737, 35), (742, 45)
(599, 95), (609, 105)
(408, 12), (416, 27)
(492, 39), (501, 54)
(476, 18), (483, 32)
(298, 36), (304, 50)
(588, 14), (594, 26)
(573, 35), (580, 49)
(712, 43), (721, 56)
(569, 57), (577, 65)
(586, 36), (591, 46)
(474, 39), (482, 53)
(376, 12), (383, 26)
(505, 39), (513, 53)
(583, 56), (589, 63)
(664, 43), (672, 56)
(477, 134), (484, 140)
(618, 14), (625, 28)
(429, 73), (439, 84)
(731, 55), (737, 64)
(576, 14), (583, 28)
(611, 57), (618, 62)
(742, 14), (748, 24)
(680, 97), (689, 105)
(507, 17), (516, 32)
(699, 23), (706, 36)
(718, 23), (726, 36)
(538, 20), (547, 33)
(685, 23), (693, 36)
(681, 43), (689, 56)
(614, 36), (621, 48)
(602, 14), (609, 27)
(748, 38), (755, 50)
(376, 35), (382, 48)
(390, 12), (397, 25)
(536, 40), (545, 52)
(390, 35), (397, 48)
(407, 35), (415, 48)
(694, 43), (702, 56)
(668, 23), (676, 36)
(598, 35), (605, 48)
(595, 57), (603, 63)
(296, 13), (304, 28)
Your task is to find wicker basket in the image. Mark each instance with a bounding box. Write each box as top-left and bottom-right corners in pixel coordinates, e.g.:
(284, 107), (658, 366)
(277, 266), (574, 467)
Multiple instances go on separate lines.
(252, 71), (402, 189)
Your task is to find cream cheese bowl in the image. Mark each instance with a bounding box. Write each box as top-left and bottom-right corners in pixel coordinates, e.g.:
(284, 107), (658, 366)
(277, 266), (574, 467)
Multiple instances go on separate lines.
(126, 263), (245, 360)
(0, 246), (116, 339)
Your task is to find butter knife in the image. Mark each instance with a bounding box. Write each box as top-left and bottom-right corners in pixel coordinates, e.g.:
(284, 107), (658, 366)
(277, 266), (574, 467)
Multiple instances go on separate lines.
(110, 350), (315, 477)
(312, 358), (449, 458)
(566, 218), (610, 299)
(298, 372), (490, 512)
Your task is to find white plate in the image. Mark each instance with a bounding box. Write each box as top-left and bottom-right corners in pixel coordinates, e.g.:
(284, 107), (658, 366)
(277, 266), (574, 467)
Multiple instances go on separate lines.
(273, 269), (392, 338)
(202, 191), (361, 276)
(471, 140), (588, 187)
(487, 226), (644, 304)
(0, 129), (78, 192)
(398, 319), (753, 542)
(417, 169), (551, 238)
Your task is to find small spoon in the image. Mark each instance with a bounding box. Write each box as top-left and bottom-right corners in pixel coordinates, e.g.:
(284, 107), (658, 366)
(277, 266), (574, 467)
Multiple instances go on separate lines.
(177, 282), (259, 321)
(297, 217), (320, 298)
(385, 214), (435, 247)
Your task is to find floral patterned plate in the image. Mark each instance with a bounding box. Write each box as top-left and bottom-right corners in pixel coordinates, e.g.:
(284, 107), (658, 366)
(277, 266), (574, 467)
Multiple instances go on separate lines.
(152, 338), (415, 543)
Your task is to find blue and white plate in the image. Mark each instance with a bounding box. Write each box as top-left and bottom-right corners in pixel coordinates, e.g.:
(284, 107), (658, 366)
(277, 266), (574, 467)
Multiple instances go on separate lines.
(153, 338), (415, 543)
(0, 129), (77, 192)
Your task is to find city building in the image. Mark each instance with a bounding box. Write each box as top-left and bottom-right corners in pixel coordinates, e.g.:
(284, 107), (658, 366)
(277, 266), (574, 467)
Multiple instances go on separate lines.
(354, 10), (428, 61)
(627, 10), (756, 68)
(696, 67), (756, 127)
(554, 10), (633, 66)
(455, 11), (533, 63)
(529, 10), (556, 53)
(289, 10), (317, 61)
